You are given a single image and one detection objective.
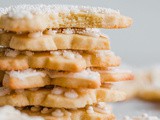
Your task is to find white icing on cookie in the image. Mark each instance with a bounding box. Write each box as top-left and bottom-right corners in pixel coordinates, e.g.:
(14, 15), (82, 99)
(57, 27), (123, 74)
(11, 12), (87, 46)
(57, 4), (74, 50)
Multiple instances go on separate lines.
(80, 28), (101, 37)
(51, 87), (64, 95)
(93, 102), (111, 114)
(64, 89), (78, 99)
(28, 32), (42, 38)
(93, 106), (111, 114)
(48, 69), (100, 81)
(50, 51), (61, 56)
(73, 69), (100, 80)
(50, 50), (82, 59)
(86, 106), (94, 113)
(8, 69), (46, 80)
(0, 105), (44, 120)
(96, 102), (106, 109)
(51, 109), (64, 117)
(96, 50), (114, 57)
(45, 28), (103, 37)
(62, 51), (76, 59)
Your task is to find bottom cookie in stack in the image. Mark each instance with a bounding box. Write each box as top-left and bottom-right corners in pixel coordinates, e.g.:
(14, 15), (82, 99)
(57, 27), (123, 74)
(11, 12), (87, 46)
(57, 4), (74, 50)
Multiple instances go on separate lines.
(0, 67), (133, 120)
(20, 103), (114, 120)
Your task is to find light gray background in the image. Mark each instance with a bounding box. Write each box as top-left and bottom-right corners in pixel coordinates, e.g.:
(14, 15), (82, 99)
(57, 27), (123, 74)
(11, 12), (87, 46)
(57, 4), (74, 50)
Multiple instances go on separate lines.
(1, 1), (160, 118)
(112, 99), (160, 119)
(1, 0), (160, 67)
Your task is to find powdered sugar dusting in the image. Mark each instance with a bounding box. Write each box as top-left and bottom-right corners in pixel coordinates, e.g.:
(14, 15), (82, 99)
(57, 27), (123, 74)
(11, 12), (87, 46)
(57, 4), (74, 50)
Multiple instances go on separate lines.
(28, 32), (42, 38)
(64, 89), (78, 99)
(1, 4), (120, 19)
(51, 109), (64, 117)
(81, 28), (101, 37)
(8, 69), (46, 80)
(8, 9), (33, 19)
(50, 50), (82, 59)
(0, 105), (44, 120)
(73, 69), (100, 80)
(61, 28), (74, 34)
(48, 69), (100, 81)
(123, 114), (160, 120)
(45, 28), (102, 37)
(95, 50), (115, 62)
(6, 68), (100, 82)
(86, 106), (94, 113)
(96, 50), (114, 57)
(106, 67), (132, 74)
(51, 87), (65, 95)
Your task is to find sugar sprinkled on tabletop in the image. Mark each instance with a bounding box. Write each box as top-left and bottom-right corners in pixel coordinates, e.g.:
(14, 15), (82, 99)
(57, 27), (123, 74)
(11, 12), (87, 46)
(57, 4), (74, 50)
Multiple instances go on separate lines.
(123, 114), (160, 120)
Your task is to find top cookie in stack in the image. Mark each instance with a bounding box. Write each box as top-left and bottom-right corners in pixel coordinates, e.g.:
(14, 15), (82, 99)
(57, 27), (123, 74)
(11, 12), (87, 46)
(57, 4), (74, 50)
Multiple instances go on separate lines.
(0, 5), (132, 32)
(0, 5), (133, 120)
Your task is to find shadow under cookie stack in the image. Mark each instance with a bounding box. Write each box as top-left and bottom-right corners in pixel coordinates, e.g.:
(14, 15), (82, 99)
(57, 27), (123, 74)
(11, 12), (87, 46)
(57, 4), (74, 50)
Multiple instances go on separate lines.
(0, 5), (133, 120)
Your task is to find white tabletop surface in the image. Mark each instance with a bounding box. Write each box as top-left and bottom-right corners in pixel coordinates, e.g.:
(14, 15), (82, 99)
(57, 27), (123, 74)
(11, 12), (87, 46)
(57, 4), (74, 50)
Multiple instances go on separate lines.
(111, 99), (160, 119)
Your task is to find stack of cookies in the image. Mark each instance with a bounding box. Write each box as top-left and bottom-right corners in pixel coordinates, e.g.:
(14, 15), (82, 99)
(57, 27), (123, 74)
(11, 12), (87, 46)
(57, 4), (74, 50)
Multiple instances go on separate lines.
(0, 5), (133, 120)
